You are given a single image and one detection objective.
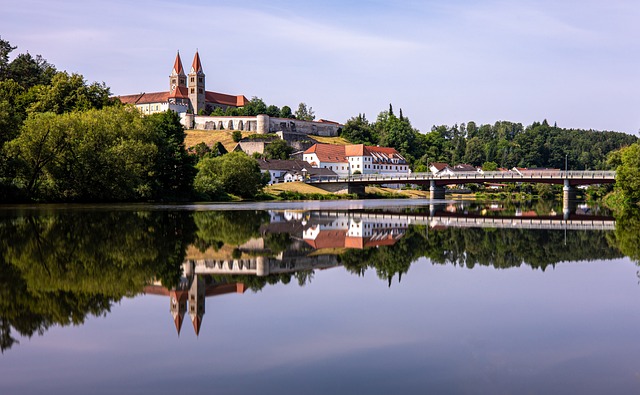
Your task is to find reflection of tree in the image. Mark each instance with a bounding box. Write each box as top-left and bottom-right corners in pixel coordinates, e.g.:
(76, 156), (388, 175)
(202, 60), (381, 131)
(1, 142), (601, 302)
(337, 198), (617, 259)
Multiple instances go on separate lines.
(610, 206), (640, 263)
(0, 210), (194, 352)
(193, 211), (269, 250)
(339, 225), (622, 285)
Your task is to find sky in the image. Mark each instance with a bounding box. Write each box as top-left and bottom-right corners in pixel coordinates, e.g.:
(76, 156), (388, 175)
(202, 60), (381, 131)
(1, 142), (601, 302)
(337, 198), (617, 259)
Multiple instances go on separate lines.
(2, 0), (639, 134)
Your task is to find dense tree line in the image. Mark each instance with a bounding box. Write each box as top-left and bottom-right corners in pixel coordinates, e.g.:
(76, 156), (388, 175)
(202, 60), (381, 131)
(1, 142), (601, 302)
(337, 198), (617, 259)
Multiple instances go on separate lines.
(205, 96), (315, 121)
(341, 107), (637, 171)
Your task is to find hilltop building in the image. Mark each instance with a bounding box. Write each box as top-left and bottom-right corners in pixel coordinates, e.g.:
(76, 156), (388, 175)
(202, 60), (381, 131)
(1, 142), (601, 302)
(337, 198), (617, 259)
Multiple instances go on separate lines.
(116, 51), (248, 116)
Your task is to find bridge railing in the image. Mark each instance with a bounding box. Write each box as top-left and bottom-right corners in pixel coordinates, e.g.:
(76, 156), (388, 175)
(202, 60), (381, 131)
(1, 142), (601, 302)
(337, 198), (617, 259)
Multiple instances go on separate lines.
(306, 170), (616, 183)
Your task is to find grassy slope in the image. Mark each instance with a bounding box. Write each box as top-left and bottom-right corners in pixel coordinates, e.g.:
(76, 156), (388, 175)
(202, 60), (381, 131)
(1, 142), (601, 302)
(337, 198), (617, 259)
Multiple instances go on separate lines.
(264, 181), (333, 195)
(185, 130), (350, 151)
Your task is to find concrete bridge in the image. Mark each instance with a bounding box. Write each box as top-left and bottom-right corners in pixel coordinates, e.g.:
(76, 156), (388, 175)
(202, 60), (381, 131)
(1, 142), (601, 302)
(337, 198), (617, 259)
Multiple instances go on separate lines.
(306, 170), (616, 200)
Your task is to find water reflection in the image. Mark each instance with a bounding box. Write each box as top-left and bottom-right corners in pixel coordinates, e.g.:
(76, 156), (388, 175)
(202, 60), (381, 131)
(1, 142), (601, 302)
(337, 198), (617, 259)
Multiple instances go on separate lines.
(0, 201), (633, 350)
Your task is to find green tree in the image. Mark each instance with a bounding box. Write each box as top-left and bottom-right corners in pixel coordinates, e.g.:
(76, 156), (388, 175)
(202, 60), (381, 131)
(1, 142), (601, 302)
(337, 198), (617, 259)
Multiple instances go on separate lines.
(27, 72), (112, 114)
(482, 161), (498, 171)
(264, 139), (293, 160)
(232, 130), (242, 142)
(266, 104), (280, 117)
(6, 53), (56, 90)
(615, 142), (640, 204)
(341, 114), (377, 145)
(194, 151), (266, 199)
(5, 107), (158, 201)
(295, 102), (315, 121)
(0, 36), (16, 80)
(143, 110), (196, 200)
(243, 96), (268, 116)
(280, 105), (293, 118)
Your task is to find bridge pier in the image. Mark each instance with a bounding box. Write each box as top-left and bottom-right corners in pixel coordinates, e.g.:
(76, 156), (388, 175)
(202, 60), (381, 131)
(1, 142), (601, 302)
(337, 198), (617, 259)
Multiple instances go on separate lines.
(563, 180), (577, 219)
(430, 181), (446, 200)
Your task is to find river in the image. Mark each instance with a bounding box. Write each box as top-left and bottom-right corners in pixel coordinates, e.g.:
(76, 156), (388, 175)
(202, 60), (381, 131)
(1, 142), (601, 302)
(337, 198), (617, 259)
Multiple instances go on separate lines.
(0, 199), (638, 394)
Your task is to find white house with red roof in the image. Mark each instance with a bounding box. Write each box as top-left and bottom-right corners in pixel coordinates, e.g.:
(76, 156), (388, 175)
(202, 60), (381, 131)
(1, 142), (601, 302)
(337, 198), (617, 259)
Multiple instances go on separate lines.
(116, 51), (248, 116)
(303, 143), (410, 177)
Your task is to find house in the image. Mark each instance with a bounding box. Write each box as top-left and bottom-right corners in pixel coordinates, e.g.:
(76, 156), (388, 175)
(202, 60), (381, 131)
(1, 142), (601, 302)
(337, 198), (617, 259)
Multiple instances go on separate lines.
(429, 162), (454, 176)
(303, 143), (410, 177)
(257, 159), (337, 185)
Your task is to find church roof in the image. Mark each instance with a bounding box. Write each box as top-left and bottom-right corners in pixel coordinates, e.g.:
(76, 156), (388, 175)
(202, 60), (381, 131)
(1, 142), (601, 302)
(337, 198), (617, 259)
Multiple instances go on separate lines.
(169, 86), (189, 99)
(205, 91), (248, 107)
(172, 51), (185, 76)
(191, 51), (203, 74)
(116, 91), (169, 105)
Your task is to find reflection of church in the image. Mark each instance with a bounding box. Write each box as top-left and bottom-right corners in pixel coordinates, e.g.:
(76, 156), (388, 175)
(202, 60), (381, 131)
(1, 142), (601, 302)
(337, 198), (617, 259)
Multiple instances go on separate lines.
(144, 261), (247, 336)
(144, 210), (410, 336)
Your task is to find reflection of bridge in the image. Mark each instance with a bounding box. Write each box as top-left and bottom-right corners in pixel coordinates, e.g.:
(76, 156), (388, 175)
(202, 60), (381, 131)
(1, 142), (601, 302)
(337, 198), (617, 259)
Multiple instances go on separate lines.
(307, 170), (616, 199)
(343, 212), (615, 231)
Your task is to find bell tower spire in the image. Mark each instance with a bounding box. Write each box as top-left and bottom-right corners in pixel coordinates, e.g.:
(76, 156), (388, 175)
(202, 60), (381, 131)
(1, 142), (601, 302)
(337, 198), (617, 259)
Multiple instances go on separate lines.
(169, 51), (187, 94)
(188, 50), (206, 114)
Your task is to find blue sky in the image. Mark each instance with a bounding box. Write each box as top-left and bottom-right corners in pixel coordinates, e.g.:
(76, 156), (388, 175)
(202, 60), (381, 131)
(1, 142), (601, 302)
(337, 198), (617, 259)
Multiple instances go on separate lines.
(2, 0), (639, 133)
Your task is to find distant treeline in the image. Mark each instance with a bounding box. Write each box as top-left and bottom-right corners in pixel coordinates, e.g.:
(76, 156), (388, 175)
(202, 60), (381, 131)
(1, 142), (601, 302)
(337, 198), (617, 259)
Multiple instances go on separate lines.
(340, 108), (638, 171)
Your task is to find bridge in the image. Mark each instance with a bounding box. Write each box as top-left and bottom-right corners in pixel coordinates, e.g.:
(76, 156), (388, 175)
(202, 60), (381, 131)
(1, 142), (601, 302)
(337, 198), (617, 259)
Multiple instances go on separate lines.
(306, 170), (616, 200)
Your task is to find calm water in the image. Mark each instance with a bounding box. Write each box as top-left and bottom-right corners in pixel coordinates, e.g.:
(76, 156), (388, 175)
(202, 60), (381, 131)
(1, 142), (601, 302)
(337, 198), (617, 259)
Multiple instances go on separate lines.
(1, 199), (639, 395)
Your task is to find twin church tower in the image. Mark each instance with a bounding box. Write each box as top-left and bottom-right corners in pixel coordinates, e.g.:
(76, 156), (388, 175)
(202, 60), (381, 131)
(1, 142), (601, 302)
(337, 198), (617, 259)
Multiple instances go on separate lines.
(117, 51), (247, 115)
(168, 51), (205, 114)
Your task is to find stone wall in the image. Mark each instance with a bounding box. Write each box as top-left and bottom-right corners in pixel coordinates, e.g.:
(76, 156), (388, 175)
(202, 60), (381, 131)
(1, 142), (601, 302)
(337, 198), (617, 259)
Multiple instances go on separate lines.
(187, 114), (341, 136)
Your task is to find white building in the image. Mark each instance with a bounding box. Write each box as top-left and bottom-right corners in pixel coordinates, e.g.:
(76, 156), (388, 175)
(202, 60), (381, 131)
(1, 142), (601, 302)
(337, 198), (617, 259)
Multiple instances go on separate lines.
(303, 143), (410, 177)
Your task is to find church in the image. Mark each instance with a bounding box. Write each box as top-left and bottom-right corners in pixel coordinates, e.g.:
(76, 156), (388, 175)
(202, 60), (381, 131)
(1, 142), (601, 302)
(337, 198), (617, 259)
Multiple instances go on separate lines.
(117, 51), (248, 115)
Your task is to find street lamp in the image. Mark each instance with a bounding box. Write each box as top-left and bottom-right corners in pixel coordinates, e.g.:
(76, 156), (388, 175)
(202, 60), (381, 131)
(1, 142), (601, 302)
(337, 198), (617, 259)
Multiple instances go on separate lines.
(565, 154), (568, 177)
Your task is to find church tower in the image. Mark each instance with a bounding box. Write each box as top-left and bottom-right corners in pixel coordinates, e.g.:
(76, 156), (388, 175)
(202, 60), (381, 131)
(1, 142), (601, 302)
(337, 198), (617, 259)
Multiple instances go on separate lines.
(189, 274), (205, 336)
(188, 51), (206, 114)
(169, 51), (187, 95)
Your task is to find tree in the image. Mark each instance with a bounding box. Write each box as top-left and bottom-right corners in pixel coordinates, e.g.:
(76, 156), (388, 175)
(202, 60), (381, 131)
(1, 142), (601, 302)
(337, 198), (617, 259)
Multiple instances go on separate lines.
(243, 96), (267, 116)
(615, 142), (640, 204)
(6, 53), (56, 90)
(341, 114), (377, 145)
(232, 130), (242, 142)
(0, 36), (16, 80)
(482, 161), (498, 171)
(194, 151), (266, 199)
(266, 105), (280, 117)
(27, 72), (112, 114)
(295, 102), (315, 121)
(280, 105), (293, 118)
(264, 139), (293, 160)
(143, 110), (196, 200)
(5, 107), (158, 201)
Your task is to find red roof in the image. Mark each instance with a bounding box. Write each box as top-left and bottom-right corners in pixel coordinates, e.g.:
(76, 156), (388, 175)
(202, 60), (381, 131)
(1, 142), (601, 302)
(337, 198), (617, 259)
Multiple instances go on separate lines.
(304, 230), (347, 249)
(191, 51), (203, 74)
(172, 51), (185, 76)
(117, 89), (247, 107)
(169, 86), (189, 99)
(304, 143), (404, 164)
(116, 91), (170, 105)
(431, 162), (450, 171)
(205, 91), (248, 107)
(304, 144), (348, 163)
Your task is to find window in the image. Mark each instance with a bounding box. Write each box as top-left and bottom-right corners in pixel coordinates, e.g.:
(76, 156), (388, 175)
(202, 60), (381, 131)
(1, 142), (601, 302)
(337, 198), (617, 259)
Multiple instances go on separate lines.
(198, 88), (203, 94)
(190, 77), (194, 83)
(198, 77), (203, 83)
